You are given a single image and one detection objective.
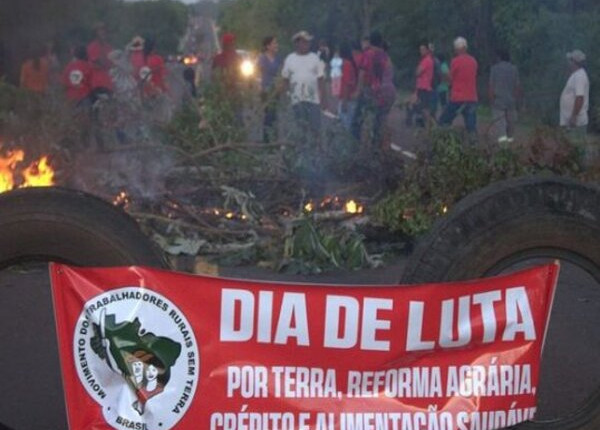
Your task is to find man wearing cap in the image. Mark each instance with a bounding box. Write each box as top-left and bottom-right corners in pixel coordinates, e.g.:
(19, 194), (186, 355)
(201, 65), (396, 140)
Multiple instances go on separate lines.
(560, 49), (589, 140)
(281, 31), (326, 138)
(439, 37), (478, 134)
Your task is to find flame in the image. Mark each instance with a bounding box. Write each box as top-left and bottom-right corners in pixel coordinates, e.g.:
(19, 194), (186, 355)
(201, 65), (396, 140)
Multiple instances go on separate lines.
(0, 149), (24, 192)
(304, 202), (314, 212)
(22, 156), (55, 188)
(225, 212), (234, 219)
(344, 200), (364, 214)
(113, 190), (130, 208)
(442, 205), (448, 214)
(0, 149), (55, 193)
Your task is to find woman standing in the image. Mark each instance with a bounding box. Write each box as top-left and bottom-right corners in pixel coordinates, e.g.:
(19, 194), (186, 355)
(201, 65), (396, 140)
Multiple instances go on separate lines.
(258, 36), (281, 142)
(338, 42), (359, 131)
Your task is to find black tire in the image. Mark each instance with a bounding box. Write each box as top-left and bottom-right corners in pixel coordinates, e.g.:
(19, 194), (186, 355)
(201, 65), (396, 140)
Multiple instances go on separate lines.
(401, 176), (600, 429)
(0, 187), (167, 268)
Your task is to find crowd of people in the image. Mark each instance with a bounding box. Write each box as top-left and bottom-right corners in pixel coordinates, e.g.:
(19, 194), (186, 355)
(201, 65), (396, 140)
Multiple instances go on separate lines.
(254, 31), (591, 148)
(252, 30), (397, 147)
(17, 23), (592, 148)
(19, 23), (168, 106)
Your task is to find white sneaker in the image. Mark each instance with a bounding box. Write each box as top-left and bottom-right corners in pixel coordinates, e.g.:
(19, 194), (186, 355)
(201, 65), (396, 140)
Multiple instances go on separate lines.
(498, 136), (509, 143)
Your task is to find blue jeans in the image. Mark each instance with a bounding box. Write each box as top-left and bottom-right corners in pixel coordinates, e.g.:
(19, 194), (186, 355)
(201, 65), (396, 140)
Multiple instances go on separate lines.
(338, 100), (357, 131)
(439, 102), (477, 133)
(293, 102), (322, 132)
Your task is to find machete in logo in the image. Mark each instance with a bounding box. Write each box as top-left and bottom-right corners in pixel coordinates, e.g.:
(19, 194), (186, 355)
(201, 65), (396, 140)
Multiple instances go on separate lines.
(73, 287), (199, 430)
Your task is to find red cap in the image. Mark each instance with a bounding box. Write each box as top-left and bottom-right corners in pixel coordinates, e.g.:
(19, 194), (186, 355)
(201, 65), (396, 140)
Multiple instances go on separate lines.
(222, 33), (236, 46)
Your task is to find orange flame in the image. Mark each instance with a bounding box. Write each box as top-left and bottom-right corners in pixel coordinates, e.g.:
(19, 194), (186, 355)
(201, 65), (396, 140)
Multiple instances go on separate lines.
(0, 149), (24, 192)
(0, 149), (54, 193)
(113, 190), (130, 208)
(344, 199), (364, 214)
(22, 156), (55, 188)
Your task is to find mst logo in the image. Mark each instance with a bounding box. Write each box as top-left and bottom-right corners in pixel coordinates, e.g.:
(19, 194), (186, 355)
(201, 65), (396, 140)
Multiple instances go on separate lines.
(74, 287), (199, 430)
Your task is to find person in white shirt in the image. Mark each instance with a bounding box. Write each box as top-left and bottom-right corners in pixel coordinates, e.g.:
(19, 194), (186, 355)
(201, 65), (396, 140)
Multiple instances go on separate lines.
(282, 31), (325, 137)
(560, 49), (589, 141)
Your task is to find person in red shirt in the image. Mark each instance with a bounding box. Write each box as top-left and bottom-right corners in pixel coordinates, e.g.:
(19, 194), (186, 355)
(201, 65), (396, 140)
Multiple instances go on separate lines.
(415, 41), (435, 127)
(439, 37), (478, 133)
(353, 31), (396, 146)
(20, 49), (49, 94)
(87, 22), (114, 97)
(61, 45), (93, 104)
(127, 36), (145, 76)
(138, 38), (167, 96)
(212, 33), (242, 91)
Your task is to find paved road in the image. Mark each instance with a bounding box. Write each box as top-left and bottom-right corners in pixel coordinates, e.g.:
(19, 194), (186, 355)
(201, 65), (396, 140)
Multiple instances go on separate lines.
(0, 260), (599, 429)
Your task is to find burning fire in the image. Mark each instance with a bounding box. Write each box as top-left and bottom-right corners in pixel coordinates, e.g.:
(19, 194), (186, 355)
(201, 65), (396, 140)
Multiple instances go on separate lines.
(113, 190), (131, 208)
(22, 156), (54, 188)
(304, 197), (364, 215)
(345, 200), (364, 214)
(0, 149), (55, 193)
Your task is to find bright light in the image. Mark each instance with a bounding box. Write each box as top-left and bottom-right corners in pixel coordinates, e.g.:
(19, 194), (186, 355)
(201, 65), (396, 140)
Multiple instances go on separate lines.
(345, 200), (364, 214)
(240, 59), (255, 78)
(183, 56), (198, 66)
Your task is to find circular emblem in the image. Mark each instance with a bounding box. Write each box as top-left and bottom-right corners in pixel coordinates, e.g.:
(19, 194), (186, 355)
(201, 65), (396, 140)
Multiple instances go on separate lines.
(73, 287), (199, 430)
(69, 69), (84, 86)
(139, 66), (152, 81)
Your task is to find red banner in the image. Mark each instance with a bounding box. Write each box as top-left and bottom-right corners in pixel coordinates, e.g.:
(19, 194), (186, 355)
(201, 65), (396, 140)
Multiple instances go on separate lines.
(50, 263), (558, 430)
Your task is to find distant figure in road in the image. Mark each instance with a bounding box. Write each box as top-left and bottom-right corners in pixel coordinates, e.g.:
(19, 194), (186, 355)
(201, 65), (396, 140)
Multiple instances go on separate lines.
(414, 41), (435, 128)
(258, 36), (281, 142)
(489, 49), (521, 143)
(20, 48), (49, 94)
(87, 22), (114, 99)
(439, 37), (478, 134)
(282, 30), (325, 143)
(560, 49), (589, 142)
(61, 45), (92, 104)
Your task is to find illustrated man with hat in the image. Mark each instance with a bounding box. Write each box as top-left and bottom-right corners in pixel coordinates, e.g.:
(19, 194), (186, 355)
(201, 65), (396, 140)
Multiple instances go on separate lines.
(560, 49), (590, 141)
(281, 30), (326, 145)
